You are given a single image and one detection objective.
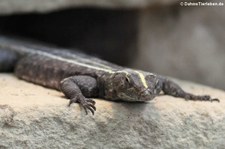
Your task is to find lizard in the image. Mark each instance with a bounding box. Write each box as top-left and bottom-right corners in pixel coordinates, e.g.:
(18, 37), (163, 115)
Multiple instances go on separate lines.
(0, 36), (219, 115)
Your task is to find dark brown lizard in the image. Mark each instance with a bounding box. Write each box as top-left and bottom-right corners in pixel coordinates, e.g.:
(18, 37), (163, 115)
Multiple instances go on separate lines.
(0, 36), (219, 115)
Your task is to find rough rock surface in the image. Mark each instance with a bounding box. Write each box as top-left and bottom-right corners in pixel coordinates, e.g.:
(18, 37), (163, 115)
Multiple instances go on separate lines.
(133, 5), (225, 90)
(0, 73), (225, 148)
(0, 0), (180, 15)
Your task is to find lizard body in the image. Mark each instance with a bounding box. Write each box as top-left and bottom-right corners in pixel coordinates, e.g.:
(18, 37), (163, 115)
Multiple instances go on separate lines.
(0, 36), (219, 115)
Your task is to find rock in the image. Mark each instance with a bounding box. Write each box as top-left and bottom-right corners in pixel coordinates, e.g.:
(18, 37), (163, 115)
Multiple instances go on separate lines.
(0, 0), (180, 15)
(0, 1), (224, 90)
(0, 73), (225, 148)
(0, 9), (139, 66)
(133, 5), (225, 90)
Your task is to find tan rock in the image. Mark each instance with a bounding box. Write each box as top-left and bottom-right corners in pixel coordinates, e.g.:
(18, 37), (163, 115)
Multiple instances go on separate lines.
(0, 0), (180, 15)
(0, 73), (225, 148)
(133, 5), (225, 90)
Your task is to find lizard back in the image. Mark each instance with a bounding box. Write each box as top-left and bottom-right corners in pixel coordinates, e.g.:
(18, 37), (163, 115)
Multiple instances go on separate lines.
(0, 36), (123, 89)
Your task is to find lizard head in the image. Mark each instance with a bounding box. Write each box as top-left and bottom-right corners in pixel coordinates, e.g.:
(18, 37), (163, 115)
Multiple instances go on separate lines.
(102, 70), (163, 101)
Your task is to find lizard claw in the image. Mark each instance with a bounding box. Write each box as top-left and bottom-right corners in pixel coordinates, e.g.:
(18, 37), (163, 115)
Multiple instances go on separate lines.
(210, 98), (220, 102)
(200, 95), (220, 102)
(81, 101), (96, 115)
(68, 97), (96, 115)
(86, 98), (96, 105)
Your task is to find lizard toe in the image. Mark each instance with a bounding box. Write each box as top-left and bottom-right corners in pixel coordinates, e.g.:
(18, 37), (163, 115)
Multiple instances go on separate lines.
(68, 97), (96, 115)
(82, 102), (96, 115)
(210, 98), (220, 102)
(86, 98), (96, 105)
(68, 98), (78, 106)
(79, 98), (96, 115)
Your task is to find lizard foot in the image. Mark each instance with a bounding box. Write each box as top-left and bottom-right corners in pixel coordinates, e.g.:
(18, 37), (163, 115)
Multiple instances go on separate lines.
(68, 97), (96, 115)
(185, 94), (220, 102)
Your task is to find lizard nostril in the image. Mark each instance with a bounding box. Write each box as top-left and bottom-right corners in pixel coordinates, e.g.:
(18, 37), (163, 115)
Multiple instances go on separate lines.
(140, 89), (152, 97)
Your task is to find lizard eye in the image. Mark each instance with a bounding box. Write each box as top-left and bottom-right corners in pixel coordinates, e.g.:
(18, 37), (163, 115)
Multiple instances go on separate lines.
(125, 76), (134, 86)
(125, 76), (130, 83)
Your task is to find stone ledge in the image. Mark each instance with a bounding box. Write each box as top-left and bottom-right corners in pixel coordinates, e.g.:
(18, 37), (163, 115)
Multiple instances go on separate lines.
(0, 73), (225, 148)
(0, 0), (180, 15)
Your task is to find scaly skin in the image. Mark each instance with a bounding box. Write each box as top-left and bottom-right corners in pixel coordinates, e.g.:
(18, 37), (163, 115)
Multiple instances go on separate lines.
(0, 36), (219, 115)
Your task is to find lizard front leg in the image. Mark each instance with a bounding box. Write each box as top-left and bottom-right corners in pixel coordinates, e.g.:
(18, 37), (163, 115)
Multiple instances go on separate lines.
(60, 75), (99, 115)
(161, 78), (219, 102)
